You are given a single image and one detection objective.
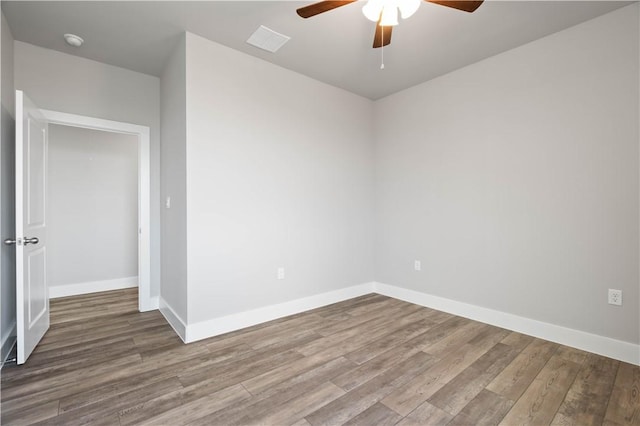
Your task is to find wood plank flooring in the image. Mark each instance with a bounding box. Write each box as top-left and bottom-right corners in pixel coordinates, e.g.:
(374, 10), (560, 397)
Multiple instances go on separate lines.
(1, 288), (638, 425)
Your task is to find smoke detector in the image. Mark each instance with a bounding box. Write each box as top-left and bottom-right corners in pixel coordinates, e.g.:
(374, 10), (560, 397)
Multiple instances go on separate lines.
(64, 33), (84, 47)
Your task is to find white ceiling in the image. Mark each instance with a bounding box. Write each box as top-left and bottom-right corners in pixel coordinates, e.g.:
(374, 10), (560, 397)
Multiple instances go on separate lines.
(2, 1), (632, 99)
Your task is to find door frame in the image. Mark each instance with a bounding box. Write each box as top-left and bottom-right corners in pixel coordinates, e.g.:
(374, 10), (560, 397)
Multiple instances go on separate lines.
(41, 109), (154, 312)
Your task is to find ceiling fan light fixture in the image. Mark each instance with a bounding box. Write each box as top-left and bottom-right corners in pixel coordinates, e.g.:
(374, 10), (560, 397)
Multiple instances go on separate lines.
(398, 0), (421, 19)
(297, 0), (484, 50)
(363, 0), (420, 26)
(379, 5), (399, 26)
(362, 0), (384, 22)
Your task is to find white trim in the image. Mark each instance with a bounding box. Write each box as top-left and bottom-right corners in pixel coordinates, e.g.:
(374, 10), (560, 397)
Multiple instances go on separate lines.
(15, 91), (25, 363)
(373, 282), (640, 366)
(40, 109), (154, 312)
(49, 277), (138, 299)
(185, 283), (376, 343)
(159, 298), (187, 343)
(162, 279), (639, 365)
(1, 323), (16, 367)
(148, 296), (159, 310)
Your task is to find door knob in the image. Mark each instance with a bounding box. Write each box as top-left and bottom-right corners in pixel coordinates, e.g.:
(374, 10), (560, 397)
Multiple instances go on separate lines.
(3, 238), (16, 245)
(23, 237), (39, 245)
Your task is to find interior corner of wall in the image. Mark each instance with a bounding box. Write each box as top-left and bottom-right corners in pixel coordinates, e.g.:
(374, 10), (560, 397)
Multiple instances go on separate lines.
(159, 297), (187, 343)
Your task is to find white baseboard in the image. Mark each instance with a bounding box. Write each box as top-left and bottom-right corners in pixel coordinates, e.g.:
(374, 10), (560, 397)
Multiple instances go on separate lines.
(140, 296), (160, 312)
(49, 276), (138, 299)
(185, 282), (375, 343)
(373, 282), (640, 366)
(159, 280), (638, 365)
(159, 297), (187, 342)
(1, 322), (16, 367)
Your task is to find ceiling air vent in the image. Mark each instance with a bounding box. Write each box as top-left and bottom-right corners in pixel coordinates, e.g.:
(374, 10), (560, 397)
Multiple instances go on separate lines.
(246, 25), (290, 53)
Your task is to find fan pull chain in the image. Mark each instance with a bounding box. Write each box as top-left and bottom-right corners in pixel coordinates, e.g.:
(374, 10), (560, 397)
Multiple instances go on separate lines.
(380, 26), (385, 70)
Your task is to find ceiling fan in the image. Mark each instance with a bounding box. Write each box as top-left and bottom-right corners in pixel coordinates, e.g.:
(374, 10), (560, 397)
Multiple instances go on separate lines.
(296, 0), (484, 48)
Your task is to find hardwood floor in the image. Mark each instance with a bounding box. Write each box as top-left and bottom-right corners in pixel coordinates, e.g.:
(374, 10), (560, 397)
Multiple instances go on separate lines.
(1, 288), (638, 425)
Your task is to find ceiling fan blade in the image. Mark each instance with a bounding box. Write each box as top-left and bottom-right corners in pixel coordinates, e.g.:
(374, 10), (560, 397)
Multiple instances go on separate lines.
(426, 0), (484, 13)
(296, 1), (357, 18)
(373, 23), (392, 48)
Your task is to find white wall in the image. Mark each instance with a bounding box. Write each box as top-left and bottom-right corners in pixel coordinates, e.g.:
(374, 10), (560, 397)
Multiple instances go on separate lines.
(184, 33), (375, 324)
(13, 41), (161, 299)
(1, 14), (13, 115)
(374, 4), (639, 345)
(6, 3), (631, 361)
(160, 35), (188, 322)
(47, 124), (138, 291)
(0, 12), (16, 364)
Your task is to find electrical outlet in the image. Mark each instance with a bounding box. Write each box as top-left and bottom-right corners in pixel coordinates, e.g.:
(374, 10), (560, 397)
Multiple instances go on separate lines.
(608, 289), (622, 306)
(277, 267), (285, 280)
(414, 260), (421, 271)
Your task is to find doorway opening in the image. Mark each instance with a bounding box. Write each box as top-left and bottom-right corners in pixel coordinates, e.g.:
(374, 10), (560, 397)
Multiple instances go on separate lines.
(41, 110), (152, 312)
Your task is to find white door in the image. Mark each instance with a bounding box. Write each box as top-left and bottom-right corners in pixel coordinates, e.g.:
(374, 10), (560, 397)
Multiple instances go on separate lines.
(15, 90), (49, 364)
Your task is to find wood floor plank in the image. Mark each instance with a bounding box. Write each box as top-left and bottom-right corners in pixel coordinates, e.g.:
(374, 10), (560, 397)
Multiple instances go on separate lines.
(342, 402), (403, 426)
(603, 361), (640, 425)
(138, 383), (251, 426)
(422, 321), (488, 357)
(241, 351), (341, 395)
(499, 355), (582, 425)
(6, 335), (221, 414)
(37, 411), (122, 426)
(186, 357), (359, 426)
(202, 312), (329, 354)
(486, 338), (559, 401)
(448, 389), (514, 425)
(333, 315), (470, 392)
(1, 337), (138, 383)
(306, 294), (385, 318)
(35, 322), (169, 354)
(178, 333), (319, 390)
(2, 353), (143, 401)
(555, 345), (590, 365)
(41, 346), (239, 418)
(330, 295), (401, 318)
(296, 303), (422, 356)
(343, 318), (435, 365)
(307, 307), (434, 362)
(249, 356), (358, 400)
(236, 381), (345, 425)
(0, 400), (59, 425)
(59, 376), (183, 415)
(501, 331), (535, 351)
(427, 342), (519, 415)
(396, 401), (453, 426)
(32, 377), (183, 425)
(179, 348), (305, 388)
(305, 351), (438, 425)
(551, 353), (619, 426)
(315, 300), (410, 337)
(2, 288), (629, 426)
(118, 363), (266, 426)
(85, 343), (252, 424)
(381, 342), (497, 416)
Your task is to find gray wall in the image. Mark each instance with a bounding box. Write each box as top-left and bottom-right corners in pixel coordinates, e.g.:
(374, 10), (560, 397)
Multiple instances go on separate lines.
(185, 33), (375, 324)
(14, 41), (161, 298)
(47, 124), (138, 288)
(160, 35), (187, 321)
(374, 4), (639, 344)
(1, 11), (15, 363)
